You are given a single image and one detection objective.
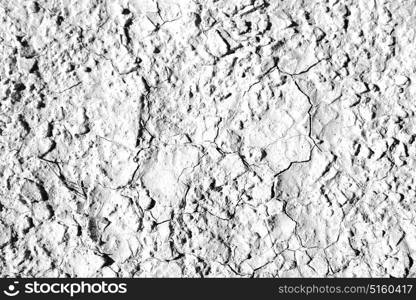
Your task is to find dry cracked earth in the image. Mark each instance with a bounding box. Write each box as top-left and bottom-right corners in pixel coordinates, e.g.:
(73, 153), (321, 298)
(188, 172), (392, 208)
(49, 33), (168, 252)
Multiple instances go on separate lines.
(0, 0), (416, 278)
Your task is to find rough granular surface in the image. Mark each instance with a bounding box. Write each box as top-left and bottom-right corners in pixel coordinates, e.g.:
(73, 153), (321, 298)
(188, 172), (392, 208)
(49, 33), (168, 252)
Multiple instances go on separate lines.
(1, 0), (415, 277)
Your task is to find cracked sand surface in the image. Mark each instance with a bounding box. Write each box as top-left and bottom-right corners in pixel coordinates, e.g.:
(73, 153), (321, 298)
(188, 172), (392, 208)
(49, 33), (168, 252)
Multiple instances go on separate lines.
(1, 0), (416, 277)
